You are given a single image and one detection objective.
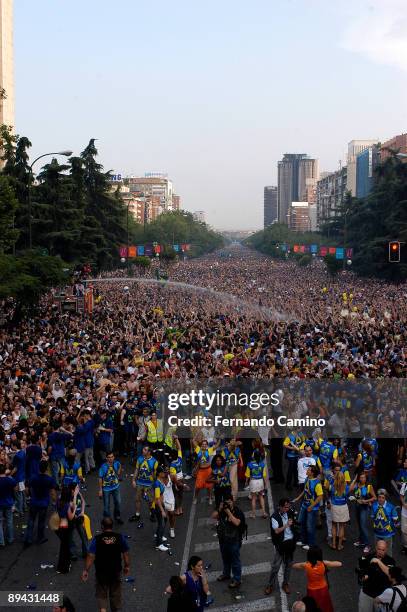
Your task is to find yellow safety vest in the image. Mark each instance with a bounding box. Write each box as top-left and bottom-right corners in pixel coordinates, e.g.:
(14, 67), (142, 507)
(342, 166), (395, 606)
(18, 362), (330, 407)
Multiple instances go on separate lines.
(147, 420), (164, 443)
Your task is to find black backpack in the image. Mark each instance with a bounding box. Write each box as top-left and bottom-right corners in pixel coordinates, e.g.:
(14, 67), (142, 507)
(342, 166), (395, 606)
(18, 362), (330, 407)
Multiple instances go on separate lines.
(390, 586), (407, 612)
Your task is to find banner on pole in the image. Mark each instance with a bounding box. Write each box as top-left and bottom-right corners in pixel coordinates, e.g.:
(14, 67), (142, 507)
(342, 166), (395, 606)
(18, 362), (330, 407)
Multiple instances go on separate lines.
(335, 247), (344, 260)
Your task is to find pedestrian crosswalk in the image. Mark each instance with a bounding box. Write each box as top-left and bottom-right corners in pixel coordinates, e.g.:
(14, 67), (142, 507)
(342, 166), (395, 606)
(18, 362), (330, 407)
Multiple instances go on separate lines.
(181, 472), (285, 612)
(210, 596), (276, 612)
(206, 562), (271, 582)
(195, 533), (269, 553)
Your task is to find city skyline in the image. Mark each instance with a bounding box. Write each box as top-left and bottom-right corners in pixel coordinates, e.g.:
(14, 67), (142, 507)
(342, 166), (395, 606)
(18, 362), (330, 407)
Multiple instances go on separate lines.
(13, 0), (407, 230)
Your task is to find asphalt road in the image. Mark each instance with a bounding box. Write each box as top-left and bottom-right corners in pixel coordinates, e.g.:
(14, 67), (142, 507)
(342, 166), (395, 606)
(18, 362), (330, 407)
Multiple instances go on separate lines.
(0, 458), (405, 612)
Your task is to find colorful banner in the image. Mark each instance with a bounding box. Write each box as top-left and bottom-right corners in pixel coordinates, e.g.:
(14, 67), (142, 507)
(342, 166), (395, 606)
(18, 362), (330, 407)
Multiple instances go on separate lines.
(320, 246), (328, 257)
(281, 243), (287, 252)
(293, 245), (299, 253)
(153, 245), (161, 254)
(329, 247), (336, 255)
(173, 244), (180, 252)
(346, 248), (353, 258)
(335, 248), (344, 260)
(310, 244), (318, 254)
(119, 246), (127, 258)
(137, 245), (145, 256)
(128, 246), (137, 258)
(145, 245), (153, 256)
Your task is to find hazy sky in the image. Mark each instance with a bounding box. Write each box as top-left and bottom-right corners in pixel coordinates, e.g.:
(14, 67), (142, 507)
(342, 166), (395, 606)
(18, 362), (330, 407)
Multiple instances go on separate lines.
(15, 0), (407, 230)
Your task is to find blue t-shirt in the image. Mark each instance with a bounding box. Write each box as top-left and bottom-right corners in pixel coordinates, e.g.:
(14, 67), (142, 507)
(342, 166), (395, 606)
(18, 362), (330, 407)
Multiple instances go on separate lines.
(29, 474), (57, 508)
(26, 444), (42, 479)
(84, 420), (95, 448)
(12, 449), (26, 482)
(394, 468), (407, 484)
(98, 418), (113, 447)
(0, 476), (17, 507)
(136, 456), (158, 487)
(74, 424), (86, 453)
(99, 461), (121, 491)
(48, 431), (71, 460)
(371, 501), (398, 538)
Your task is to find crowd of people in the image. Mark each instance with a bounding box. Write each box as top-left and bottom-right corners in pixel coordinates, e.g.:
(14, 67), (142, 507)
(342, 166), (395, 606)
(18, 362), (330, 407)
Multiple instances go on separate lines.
(0, 244), (406, 611)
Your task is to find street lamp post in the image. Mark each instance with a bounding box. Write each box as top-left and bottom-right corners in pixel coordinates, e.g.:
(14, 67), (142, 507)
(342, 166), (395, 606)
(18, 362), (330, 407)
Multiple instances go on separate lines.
(28, 150), (72, 250)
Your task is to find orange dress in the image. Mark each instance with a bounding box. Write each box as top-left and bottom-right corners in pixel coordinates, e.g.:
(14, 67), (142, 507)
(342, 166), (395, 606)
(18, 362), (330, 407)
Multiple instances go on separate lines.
(305, 561), (334, 612)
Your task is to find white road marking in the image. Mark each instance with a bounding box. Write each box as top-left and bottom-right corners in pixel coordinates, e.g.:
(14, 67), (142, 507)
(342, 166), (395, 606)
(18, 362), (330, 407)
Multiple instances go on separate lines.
(210, 596), (276, 612)
(180, 490), (197, 572)
(198, 510), (265, 526)
(206, 561), (271, 582)
(195, 532), (269, 552)
(265, 466), (289, 612)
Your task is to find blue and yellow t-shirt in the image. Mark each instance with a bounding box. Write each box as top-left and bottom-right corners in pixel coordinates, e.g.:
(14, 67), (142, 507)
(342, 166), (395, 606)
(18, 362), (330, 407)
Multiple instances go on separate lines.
(303, 477), (323, 511)
(152, 479), (165, 509)
(136, 456), (158, 487)
(371, 501), (398, 538)
(99, 460), (121, 491)
(212, 466), (231, 487)
(169, 451), (183, 480)
(195, 446), (215, 466)
(245, 460), (266, 480)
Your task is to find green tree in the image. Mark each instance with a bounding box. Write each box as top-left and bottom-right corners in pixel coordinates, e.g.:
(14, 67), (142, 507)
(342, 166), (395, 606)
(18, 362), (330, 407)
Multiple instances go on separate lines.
(33, 158), (83, 259)
(0, 175), (19, 254)
(0, 253), (69, 322)
(81, 139), (127, 268)
(0, 127), (32, 249)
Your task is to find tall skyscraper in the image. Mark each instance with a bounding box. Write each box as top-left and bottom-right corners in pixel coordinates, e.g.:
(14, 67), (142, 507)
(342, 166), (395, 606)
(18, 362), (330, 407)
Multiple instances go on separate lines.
(277, 154), (319, 223)
(263, 186), (277, 228)
(0, 0), (14, 128)
(346, 140), (378, 196)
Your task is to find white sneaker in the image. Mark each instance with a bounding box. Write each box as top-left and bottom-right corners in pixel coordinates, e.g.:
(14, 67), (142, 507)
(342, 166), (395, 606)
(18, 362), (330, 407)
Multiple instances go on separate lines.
(156, 544), (169, 552)
(162, 536), (168, 542)
(184, 475), (192, 480)
(170, 528), (175, 538)
(208, 498), (213, 506)
(296, 541), (303, 546)
(302, 545), (310, 551)
(193, 498), (198, 505)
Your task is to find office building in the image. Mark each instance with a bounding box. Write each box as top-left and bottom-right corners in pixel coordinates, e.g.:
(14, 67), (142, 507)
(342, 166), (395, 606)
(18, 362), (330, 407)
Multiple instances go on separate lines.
(263, 186), (277, 228)
(347, 140), (378, 196)
(316, 166), (348, 229)
(356, 145), (380, 198)
(380, 133), (407, 162)
(0, 0), (13, 128)
(277, 154), (319, 223)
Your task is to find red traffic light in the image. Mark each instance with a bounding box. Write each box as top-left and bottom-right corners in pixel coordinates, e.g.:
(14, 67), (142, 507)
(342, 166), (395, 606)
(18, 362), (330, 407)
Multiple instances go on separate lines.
(389, 241), (400, 262)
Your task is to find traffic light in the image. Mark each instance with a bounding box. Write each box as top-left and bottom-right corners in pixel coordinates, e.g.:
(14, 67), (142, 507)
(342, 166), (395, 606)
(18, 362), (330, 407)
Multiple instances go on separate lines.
(389, 241), (400, 263)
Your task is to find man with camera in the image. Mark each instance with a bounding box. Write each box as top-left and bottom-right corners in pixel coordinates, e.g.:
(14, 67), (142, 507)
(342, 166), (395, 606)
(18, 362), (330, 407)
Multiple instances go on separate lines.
(216, 494), (246, 588)
(264, 497), (296, 596)
(357, 539), (395, 612)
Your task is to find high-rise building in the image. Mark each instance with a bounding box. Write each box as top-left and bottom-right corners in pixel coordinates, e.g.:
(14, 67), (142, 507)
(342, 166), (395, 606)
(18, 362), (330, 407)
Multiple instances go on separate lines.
(263, 186), (277, 228)
(356, 145), (380, 199)
(0, 0), (14, 128)
(172, 194), (181, 210)
(277, 154), (319, 223)
(346, 140), (378, 196)
(380, 133), (407, 162)
(316, 166), (348, 229)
